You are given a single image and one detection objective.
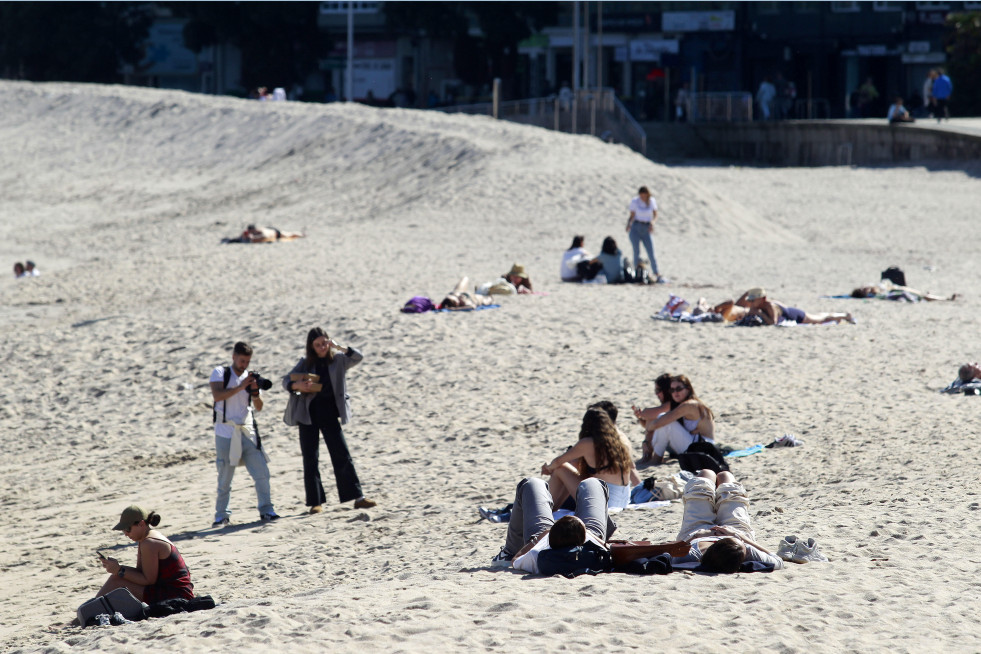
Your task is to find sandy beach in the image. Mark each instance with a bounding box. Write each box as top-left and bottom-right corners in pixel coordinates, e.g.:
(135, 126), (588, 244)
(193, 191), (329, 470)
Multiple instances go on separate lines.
(1, 80), (980, 653)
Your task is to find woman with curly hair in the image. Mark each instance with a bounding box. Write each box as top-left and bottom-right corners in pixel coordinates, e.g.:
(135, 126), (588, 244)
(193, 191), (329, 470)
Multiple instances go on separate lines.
(541, 407), (640, 510)
(644, 375), (716, 465)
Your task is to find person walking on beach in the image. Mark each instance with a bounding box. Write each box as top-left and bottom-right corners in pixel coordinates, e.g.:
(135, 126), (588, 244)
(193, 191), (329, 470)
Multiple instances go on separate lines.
(626, 186), (664, 283)
(210, 341), (279, 527)
(282, 328), (376, 513)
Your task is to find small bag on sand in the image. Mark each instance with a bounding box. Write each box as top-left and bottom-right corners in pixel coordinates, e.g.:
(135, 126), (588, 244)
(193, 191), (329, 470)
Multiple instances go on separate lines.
(77, 588), (147, 628)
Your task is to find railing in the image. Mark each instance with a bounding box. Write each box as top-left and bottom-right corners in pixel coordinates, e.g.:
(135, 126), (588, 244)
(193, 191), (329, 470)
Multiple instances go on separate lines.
(688, 92), (754, 123)
(793, 98), (831, 120)
(441, 88), (647, 155)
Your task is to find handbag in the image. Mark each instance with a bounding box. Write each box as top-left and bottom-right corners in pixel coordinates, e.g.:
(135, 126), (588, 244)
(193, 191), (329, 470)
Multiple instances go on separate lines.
(283, 392), (301, 427)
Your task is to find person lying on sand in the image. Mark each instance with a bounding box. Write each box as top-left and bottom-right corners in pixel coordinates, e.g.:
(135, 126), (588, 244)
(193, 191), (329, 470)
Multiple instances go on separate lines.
(959, 362), (981, 383)
(851, 281), (957, 302)
(740, 287), (854, 325)
(669, 469), (784, 572)
(541, 405), (640, 511)
(439, 276), (498, 310)
(224, 225), (305, 243)
(489, 476), (615, 571)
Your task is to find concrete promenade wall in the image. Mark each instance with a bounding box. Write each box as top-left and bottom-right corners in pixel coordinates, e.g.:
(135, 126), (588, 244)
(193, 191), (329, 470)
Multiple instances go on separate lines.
(692, 121), (981, 166)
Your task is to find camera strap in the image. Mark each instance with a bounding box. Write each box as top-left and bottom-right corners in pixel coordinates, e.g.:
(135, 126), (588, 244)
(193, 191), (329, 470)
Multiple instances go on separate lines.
(213, 366), (261, 450)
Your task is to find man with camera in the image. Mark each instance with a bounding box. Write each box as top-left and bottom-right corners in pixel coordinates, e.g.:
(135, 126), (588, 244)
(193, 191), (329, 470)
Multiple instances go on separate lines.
(209, 341), (279, 527)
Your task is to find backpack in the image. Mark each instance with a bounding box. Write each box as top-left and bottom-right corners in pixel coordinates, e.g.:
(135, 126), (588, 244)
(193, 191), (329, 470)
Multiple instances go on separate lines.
(677, 439), (730, 474)
(401, 296), (435, 313)
(212, 366), (262, 450)
(77, 588), (147, 628)
(881, 266), (906, 287)
(537, 540), (613, 577)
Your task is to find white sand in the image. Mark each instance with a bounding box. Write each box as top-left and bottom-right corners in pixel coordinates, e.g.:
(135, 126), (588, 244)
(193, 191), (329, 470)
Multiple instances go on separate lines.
(1, 80), (980, 653)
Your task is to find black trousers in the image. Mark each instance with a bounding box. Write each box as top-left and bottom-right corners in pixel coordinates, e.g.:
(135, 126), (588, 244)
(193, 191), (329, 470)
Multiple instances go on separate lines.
(298, 418), (363, 505)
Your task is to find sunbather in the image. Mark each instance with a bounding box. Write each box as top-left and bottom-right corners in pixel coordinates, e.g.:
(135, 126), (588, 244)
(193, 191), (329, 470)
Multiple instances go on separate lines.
(669, 469), (783, 572)
(502, 263), (533, 292)
(541, 406), (640, 510)
(643, 375), (715, 465)
(439, 276), (497, 310)
(225, 225), (305, 243)
(851, 281), (957, 302)
(490, 476), (614, 571)
(742, 287), (854, 325)
(959, 362), (981, 383)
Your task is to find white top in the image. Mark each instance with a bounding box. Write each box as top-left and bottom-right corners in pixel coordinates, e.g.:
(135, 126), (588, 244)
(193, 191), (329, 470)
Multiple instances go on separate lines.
(211, 366), (258, 439)
(561, 247), (590, 280)
(512, 531), (606, 575)
(628, 196), (657, 223)
(887, 104), (907, 120)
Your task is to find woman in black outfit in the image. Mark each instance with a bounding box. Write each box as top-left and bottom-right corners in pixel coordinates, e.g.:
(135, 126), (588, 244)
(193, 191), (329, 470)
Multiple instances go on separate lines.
(283, 327), (376, 513)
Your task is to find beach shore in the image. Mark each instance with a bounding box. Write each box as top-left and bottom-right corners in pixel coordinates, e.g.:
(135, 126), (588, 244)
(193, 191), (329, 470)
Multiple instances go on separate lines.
(1, 81), (979, 653)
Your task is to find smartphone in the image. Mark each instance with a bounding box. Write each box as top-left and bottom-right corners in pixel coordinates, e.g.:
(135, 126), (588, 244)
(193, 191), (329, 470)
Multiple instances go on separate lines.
(97, 551), (107, 560)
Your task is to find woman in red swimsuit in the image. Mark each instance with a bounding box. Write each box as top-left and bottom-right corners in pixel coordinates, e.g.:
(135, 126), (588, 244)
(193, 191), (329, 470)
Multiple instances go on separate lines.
(97, 505), (194, 603)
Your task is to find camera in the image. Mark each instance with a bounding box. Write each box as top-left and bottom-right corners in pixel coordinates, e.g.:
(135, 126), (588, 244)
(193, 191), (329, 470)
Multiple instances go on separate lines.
(247, 371), (274, 393)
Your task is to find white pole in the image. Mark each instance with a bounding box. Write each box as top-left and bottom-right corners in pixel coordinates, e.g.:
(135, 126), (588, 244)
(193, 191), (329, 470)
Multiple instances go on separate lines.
(346, 2), (354, 101)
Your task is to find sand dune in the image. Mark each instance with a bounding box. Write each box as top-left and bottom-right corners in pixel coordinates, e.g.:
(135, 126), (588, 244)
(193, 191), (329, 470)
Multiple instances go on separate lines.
(1, 80), (980, 653)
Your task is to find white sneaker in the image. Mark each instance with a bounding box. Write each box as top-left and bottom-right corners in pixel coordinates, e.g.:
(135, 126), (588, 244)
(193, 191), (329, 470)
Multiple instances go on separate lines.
(776, 535), (799, 562)
(490, 546), (513, 568)
(792, 538), (829, 563)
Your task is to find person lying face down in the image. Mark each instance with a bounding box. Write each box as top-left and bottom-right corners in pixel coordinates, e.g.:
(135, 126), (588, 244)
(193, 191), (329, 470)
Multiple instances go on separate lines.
(671, 469), (783, 572)
(959, 362), (981, 383)
(741, 287), (854, 326)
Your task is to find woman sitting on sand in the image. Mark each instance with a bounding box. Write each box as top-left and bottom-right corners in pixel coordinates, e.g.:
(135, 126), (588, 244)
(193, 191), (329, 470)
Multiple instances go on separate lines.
(560, 235), (602, 282)
(96, 506), (194, 602)
(541, 408), (640, 510)
(632, 373), (675, 462)
(596, 236), (630, 284)
(642, 375), (716, 465)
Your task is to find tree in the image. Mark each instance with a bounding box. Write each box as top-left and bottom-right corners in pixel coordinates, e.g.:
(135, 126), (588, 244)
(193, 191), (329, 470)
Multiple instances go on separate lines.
(0, 2), (152, 83)
(383, 2), (557, 97)
(945, 11), (981, 117)
(169, 2), (330, 92)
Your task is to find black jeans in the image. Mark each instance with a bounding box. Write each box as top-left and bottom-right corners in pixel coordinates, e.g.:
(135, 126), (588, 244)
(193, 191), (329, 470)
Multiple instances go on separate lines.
(298, 419), (363, 505)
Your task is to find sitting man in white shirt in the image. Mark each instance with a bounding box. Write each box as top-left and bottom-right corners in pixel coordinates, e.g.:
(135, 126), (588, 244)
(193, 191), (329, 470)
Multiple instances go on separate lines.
(490, 477), (613, 573)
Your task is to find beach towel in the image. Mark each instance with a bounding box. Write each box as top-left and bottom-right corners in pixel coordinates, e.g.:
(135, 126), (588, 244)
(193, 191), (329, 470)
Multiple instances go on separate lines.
(725, 444), (766, 457)
(436, 304), (501, 313)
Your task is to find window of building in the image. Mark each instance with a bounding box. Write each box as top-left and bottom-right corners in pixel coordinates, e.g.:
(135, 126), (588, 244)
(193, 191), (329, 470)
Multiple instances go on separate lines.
(961, 0), (981, 7)
(831, 1), (861, 12)
(796, 1), (821, 12)
(319, 1), (380, 14)
(757, 1), (782, 14)
(872, 1), (903, 10)
(914, 2), (950, 9)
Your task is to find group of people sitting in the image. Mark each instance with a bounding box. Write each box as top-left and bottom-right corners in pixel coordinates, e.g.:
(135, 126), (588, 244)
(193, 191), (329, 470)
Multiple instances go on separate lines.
(13, 260), (39, 278)
(560, 235), (660, 285)
(492, 374), (783, 574)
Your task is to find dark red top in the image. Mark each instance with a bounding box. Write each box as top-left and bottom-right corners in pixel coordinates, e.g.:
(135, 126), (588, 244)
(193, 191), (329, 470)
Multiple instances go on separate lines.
(143, 542), (194, 604)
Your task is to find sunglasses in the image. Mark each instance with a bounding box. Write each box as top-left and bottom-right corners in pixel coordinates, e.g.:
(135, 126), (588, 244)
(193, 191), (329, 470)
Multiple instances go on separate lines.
(670, 386), (687, 393)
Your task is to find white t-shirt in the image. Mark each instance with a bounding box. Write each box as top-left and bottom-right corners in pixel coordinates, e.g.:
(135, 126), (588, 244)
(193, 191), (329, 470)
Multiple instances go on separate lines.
(512, 531), (606, 575)
(628, 196), (657, 223)
(211, 366), (258, 439)
(561, 247), (590, 281)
